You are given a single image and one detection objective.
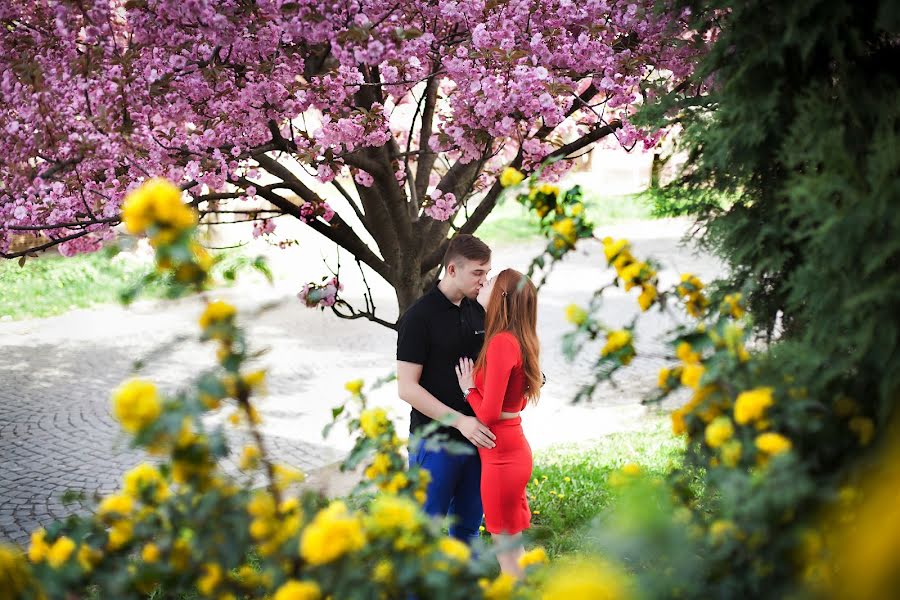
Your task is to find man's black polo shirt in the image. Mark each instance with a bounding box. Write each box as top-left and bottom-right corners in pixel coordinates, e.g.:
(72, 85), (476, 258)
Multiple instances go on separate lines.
(396, 283), (486, 444)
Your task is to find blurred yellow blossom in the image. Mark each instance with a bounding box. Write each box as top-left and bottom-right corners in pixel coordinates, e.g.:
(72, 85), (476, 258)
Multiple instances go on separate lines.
(300, 501), (365, 565)
(111, 379), (162, 434)
(735, 387), (774, 425)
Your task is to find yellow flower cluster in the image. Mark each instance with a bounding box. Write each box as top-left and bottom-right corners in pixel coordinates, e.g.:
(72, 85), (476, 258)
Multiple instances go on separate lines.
(247, 492), (304, 557)
(721, 292), (746, 319)
(517, 546), (548, 569)
(123, 463), (170, 503)
(755, 432), (792, 457)
(198, 300), (237, 330)
(499, 167), (526, 187)
(111, 379), (162, 434)
(96, 493), (135, 550)
(848, 416), (875, 446)
(274, 579), (322, 600)
(676, 273), (709, 318)
(436, 536), (471, 567)
(366, 495), (420, 536)
(705, 416), (735, 448)
(541, 558), (631, 600)
(479, 572), (517, 600)
(601, 329), (635, 365)
(602, 237), (659, 312)
(734, 387), (774, 425)
(344, 378), (364, 395)
(1, 544), (41, 597)
(565, 303), (588, 326)
(551, 217), (577, 246)
(122, 178), (197, 238)
(300, 501), (366, 565)
(360, 407), (389, 438)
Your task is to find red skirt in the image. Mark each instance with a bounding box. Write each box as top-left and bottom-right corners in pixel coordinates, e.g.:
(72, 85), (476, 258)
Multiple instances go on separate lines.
(479, 417), (533, 535)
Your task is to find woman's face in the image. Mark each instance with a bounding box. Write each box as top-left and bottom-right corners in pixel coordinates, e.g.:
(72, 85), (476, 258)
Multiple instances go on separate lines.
(477, 275), (496, 309)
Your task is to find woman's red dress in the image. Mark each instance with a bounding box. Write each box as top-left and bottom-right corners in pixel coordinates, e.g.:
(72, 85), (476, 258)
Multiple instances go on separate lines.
(466, 331), (533, 535)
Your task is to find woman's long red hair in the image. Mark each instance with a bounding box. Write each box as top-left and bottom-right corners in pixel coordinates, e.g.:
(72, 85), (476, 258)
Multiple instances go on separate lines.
(475, 269), (542, 403)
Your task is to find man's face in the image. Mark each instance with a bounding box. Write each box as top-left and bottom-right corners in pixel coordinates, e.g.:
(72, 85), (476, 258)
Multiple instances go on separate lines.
(450, 258), (491, 299)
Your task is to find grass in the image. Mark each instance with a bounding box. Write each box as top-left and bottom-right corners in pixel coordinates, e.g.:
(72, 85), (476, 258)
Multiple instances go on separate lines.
(0, 247), (168, 321)
(476, 188), (656, 246)
(0, 245), (253, 321)
(526, 417), (684, 557)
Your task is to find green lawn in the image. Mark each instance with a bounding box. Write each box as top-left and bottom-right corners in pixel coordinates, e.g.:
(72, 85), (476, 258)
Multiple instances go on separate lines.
(527, 417), (683, 556)
(476, 188), (655, 246)
(0, 248), (167, 320)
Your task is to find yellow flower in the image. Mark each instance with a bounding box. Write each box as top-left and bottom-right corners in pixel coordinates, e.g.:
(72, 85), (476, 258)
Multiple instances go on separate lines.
(571, 202), (584, 216)
(538, 183), (560, 197)
(27, 529), (49, 563)
(344, 378), (364, 395)
(199, 300), (236, 330)
(123, 463), (169, 503)
(46, 536), (76, 568)
(273, 464), (306, 490)
(671, 407), (687, 436)
(365, 453), (392, 480)
(359, 408), (389, 438)
(274, 579), (322, 600)
(141, 543), (160, 563)
(705, 417), (734, 449)
(734, 387), (775, 425)
(755, 432), (792, 455)
(111, 379), (162, 434)
(565, 304), (588, 326)
(98, 494), (134, 518)
(499, 167), (526, 187)
(709, 520), (737, 542)
(122, 178), (196, 235)
(541, 558), (630, 600)
(637, 284), (657, 311)
(76, 544), (100, 572)
(247, 492), (277, 519)
(107, 521), (133, 550)
(551, 217), (577, 245)
(621, 463), (641, 476)
(680, 363), (705, 390)
(657, 367), (671, 389)
(198, 562), (222, 595)
(300, 501), (366, 565)
(601, 330), (632, 358)
(518, 546), (548, 569)
(601, 237), (630, 263)
(239, 445), (261, 470)
(373, 560), (393, 584)
(479, 572), (517, 600)
(618, 260), (646, 290)
(676, 341), (700, 363)
(721, 440), (743, 467)
(722, 293), (746, 318)
(438, 537), (471, 563)
(382, 472), (409, 494)
(368, 495), (420, 534)
(849, 417), (875, 446)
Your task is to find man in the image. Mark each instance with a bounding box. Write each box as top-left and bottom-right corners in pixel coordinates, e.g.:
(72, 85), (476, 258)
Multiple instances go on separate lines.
(397, 234), (496, 544)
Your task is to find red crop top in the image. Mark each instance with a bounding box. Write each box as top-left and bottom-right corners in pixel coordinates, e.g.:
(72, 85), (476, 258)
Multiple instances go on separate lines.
(467, 332), (527, 426)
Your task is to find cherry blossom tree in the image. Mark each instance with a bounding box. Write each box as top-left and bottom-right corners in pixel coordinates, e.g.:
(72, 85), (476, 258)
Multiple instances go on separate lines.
(0, 0), (703, 325)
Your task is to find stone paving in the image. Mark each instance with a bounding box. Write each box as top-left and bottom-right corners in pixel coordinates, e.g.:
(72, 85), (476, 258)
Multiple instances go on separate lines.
(0, 218), (722, 546)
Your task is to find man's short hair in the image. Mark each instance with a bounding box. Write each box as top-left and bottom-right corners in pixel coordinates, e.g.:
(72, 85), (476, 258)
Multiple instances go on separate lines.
(442, 234), (491, 268)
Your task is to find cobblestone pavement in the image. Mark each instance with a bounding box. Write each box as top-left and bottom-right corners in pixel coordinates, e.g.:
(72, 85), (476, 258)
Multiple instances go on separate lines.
(0, 218), (722, 545)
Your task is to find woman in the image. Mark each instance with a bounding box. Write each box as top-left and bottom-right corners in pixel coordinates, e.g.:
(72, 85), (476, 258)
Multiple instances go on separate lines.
(455, 268), (541, 577)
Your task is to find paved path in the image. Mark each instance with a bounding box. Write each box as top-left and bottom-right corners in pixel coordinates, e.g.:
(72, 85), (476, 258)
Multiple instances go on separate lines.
(0, 218), (721, 545)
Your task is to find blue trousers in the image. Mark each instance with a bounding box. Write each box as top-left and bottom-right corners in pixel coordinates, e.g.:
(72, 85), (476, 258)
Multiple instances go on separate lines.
(409, 444), (483, 544)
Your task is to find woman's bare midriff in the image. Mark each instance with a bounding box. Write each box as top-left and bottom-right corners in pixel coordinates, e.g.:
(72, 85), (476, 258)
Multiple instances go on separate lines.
(499, 411), (520, 420)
